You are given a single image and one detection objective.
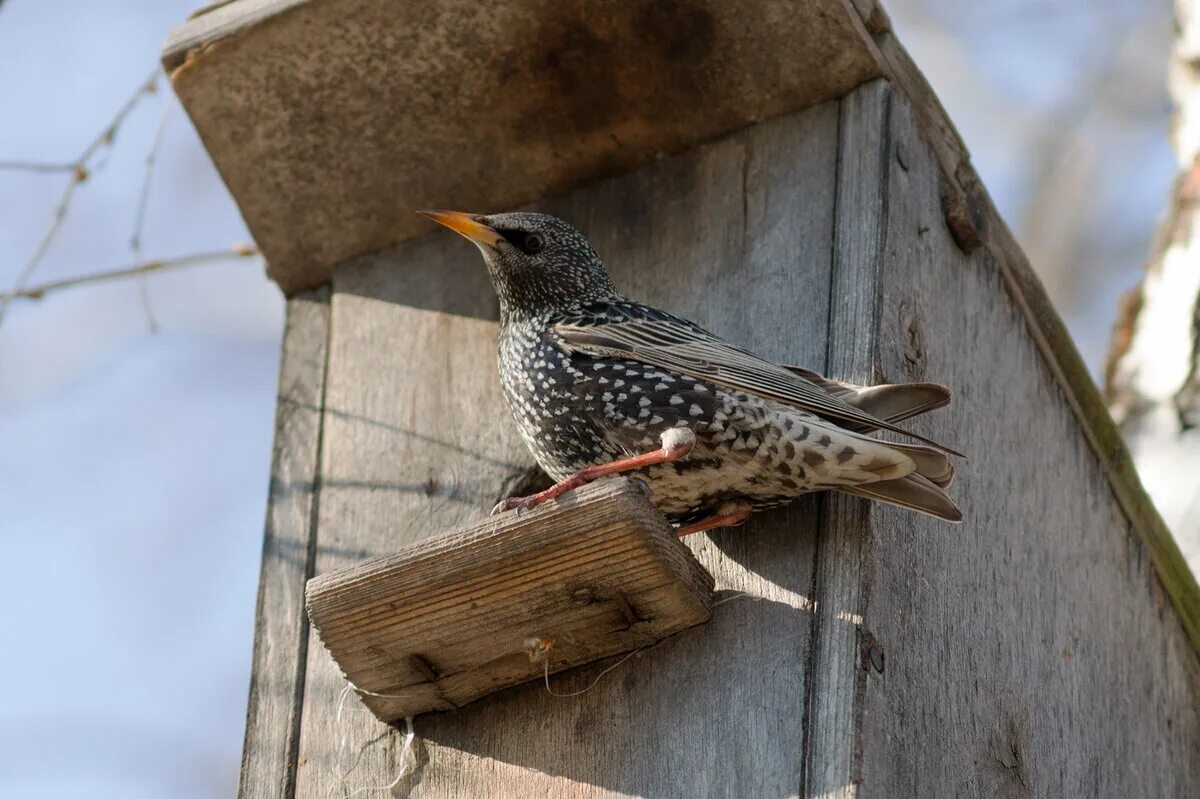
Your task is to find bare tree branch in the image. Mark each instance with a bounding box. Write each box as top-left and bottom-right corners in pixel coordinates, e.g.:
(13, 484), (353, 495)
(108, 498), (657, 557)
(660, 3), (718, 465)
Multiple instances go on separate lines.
(0, 246), (259, 305)
(130, 100), (175, 331)
(0, 67), (162, 324)
(0, 160), (78, 174)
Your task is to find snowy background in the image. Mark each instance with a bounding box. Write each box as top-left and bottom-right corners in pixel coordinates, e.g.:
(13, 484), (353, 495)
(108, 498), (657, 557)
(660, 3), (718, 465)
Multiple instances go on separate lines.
(0, 1), (1175, 796)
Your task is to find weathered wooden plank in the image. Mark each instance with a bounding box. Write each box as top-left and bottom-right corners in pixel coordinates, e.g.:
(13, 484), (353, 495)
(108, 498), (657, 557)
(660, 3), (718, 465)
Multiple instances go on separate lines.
(854, 82), (1200, 797)
(803, 79), (890, 799)
(238, 288), (329, 799)
(306, 478), (713, 721)
(292, 101), (839, 797)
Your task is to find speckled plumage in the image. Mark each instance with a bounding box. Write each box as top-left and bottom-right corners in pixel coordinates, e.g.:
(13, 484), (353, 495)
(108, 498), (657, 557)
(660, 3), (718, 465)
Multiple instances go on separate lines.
(422, 210), (963, 525)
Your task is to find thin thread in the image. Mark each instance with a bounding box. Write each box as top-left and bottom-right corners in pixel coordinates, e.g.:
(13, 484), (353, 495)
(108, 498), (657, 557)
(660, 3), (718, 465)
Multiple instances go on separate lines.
(333, 683), (419, 798)
(712, 590), (765, 607)
(540, 647), (642, 697)
(330, 636), (650, 793)
(340, 717), (416, 799)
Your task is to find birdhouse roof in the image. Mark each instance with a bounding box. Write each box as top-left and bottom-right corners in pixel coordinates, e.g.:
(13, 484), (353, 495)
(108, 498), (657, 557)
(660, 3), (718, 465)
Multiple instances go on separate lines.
(165, 0), (898, 294)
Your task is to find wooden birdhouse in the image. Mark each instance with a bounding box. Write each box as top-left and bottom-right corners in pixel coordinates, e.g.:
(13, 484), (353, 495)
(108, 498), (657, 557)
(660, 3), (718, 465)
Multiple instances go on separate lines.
(166, 1), (1200, 796)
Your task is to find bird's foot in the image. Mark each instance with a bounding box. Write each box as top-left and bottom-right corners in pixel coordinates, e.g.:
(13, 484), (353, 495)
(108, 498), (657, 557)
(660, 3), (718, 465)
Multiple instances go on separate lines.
(489, 429), (695, 517)
(491, 495), (539, 516)
(675, 500), (753, 537)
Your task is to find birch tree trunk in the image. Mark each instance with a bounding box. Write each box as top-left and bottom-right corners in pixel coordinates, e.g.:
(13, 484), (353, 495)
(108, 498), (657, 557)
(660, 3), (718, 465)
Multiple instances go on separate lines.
(1108, 0), (1200, 573)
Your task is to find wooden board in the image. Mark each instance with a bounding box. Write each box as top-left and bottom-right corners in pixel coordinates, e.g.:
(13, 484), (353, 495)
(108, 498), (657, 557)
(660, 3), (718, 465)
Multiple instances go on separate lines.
(288, 100), (839, 798)
(803, 79), (890, 798)
(163, 0), (880, 294)
(237, 288), (329, 799)
(842, 82), (1200, 797)
(305, 478), (714, 721)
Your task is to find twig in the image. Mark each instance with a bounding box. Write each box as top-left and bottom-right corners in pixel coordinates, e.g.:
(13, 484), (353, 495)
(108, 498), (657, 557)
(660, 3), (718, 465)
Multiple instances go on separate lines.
(0, 160), (79, 174)
(130, 99), (175, 331)
(0, 246), (259, 305)
(0, 67), (162, 324)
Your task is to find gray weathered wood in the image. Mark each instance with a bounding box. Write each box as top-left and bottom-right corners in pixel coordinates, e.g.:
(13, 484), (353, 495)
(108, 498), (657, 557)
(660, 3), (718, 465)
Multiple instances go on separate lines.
(803, 79), (891, 799)
(306, 478), (714, 721)
(291, 101), (839, 797)
(849, 82), (1200, 797)
(238, 288), (329, 799)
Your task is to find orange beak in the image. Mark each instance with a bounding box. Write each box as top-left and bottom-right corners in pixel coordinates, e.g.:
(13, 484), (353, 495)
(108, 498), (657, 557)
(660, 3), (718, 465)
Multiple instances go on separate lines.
(417, 209), (503, 247)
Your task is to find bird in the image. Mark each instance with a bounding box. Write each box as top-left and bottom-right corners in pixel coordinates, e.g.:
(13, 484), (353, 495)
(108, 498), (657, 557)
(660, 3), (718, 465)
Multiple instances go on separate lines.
(419, 209), (963, 536)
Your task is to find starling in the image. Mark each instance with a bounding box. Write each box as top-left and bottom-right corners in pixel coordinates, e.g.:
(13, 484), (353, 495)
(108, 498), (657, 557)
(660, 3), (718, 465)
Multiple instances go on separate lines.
(419, 210), (963, 535)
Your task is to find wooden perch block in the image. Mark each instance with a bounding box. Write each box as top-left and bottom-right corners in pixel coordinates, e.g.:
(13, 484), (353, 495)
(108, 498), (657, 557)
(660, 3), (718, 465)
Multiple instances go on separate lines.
(305, 478), (714, 722)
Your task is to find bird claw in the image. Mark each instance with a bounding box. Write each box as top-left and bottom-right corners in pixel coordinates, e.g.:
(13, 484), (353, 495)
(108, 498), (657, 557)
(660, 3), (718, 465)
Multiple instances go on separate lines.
(491, 495), (538, 516)
(627, 476), (651, 498)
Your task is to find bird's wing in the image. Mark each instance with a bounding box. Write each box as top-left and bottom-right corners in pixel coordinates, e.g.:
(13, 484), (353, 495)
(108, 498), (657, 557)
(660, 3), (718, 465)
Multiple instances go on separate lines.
(553, 312), (962, 457)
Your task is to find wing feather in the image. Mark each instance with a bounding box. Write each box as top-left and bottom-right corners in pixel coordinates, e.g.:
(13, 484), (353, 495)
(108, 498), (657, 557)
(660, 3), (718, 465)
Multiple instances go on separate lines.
(554, 316), (963, 457)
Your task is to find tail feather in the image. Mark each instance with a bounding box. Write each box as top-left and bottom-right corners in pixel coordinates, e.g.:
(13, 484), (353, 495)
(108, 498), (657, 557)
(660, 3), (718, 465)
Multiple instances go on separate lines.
(783, 366), (951, 429)
(842, 383), (951, 426)
(783, 365), (963, 521)
(883, 440), (955, 488)
(839, 473), (963, 523)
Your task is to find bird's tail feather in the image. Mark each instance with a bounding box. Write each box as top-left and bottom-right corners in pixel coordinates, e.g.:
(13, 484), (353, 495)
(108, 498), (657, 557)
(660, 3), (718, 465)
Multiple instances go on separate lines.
(839, 473), (963, 522)
(884, 440), (955, 487)
(843, 383), (951, 426)
(783, 366), (951, 428)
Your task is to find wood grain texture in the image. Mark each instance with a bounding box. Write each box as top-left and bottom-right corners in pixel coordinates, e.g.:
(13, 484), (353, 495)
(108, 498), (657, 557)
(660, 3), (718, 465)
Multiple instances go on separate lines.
(306, 478), (713, 721)
(853, 81), (1200, 798)
(843, 0), (1200, 654)
(290, 102), (840, 798)
(163, 0), (879, 294)
(238, 288), (329, 799)
(803, 80), (890, 799)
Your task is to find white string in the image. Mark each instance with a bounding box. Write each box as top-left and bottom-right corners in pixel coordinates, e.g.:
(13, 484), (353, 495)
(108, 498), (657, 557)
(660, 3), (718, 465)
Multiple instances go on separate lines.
(540, 647), (643, 697)
(712, 590), (764, 607)
(339, 717), (416, 799)
(332, 682), (419, 798)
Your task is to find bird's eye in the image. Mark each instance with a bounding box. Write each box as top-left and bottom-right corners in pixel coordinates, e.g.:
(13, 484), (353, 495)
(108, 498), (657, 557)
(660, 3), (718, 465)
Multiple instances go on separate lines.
(524, 233), (545, 254)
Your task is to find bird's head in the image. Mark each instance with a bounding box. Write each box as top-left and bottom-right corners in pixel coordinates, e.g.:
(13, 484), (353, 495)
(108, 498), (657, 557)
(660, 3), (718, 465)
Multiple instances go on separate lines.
(418, 210), (620, 318)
